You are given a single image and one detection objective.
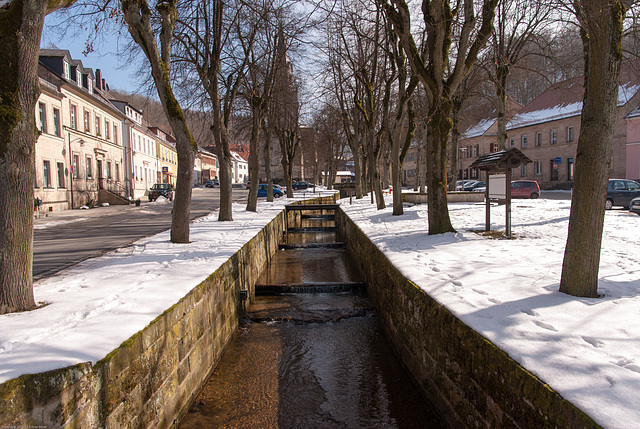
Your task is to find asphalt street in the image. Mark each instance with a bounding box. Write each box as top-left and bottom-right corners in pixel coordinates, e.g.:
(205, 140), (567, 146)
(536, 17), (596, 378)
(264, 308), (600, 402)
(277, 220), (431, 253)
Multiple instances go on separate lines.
(33, 187), (248, 280)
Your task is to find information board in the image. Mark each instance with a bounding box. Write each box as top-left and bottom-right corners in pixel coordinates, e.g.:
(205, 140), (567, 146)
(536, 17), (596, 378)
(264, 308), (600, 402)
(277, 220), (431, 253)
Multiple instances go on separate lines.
(488, 174), (507, 199)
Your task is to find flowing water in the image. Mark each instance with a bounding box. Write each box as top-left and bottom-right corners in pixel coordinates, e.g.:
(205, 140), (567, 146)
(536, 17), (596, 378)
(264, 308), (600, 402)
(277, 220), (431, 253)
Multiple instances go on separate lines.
(180, 208), (444, 428)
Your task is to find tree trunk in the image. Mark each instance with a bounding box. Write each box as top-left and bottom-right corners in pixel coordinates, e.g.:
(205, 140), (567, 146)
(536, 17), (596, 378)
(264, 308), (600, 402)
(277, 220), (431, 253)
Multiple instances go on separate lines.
(426, 100), (456, 234)
(560, 0), (625, 298)
(449, 99), (462, 191)
(246, 105), (261, 212)
(0, 0), (53, 314)
(495, 64), (509, 150)
(368, 133), (385, 210)
(262, 119), (274, 203)
(122, 0), (196, 243)
(391, 152), (404, 214)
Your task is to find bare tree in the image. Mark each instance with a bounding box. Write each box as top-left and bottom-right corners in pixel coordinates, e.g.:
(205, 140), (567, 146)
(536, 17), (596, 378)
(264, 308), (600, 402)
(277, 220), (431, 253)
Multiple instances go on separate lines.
(489, 0), (553, 150)
(172, 0), (256, 221)
(559, 0), (628, 297)
(379, 0), (499, 234)
(0, 0), (77, 314)
(121, 0), (197, 243)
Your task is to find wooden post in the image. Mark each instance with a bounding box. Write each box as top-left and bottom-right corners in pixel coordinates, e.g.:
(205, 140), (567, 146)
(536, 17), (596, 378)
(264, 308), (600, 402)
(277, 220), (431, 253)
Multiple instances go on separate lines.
(485, 170), (491, 232)
(506, 168), (512, 238)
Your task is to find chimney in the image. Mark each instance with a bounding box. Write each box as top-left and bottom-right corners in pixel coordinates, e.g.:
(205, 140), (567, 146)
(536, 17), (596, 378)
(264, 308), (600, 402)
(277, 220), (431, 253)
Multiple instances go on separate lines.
(95, 69), (102, 90)
(103, 79), (107, 91)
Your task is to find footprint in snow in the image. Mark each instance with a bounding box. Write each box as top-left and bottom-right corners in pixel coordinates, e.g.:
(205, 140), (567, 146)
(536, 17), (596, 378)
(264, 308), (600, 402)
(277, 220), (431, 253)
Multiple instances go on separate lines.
(582, 336), (605, 348)
(520, 308), (540, 317)
(488, 298), (502, 305)
(451, 280), (463, 286)
(533, 320), (558, 331)
(431, 266), (440, 272)
(605, 376), (615, 388)
(472, 288), (488, 295)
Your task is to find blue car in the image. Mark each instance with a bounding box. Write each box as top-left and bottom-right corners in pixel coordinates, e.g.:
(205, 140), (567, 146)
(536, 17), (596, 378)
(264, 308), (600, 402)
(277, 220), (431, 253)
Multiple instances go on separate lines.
(257, 184), (283, 198)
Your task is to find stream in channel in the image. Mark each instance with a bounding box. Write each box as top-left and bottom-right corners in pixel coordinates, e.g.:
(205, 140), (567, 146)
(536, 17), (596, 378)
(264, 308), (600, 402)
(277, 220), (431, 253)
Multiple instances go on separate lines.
(179, 206), (445, 428)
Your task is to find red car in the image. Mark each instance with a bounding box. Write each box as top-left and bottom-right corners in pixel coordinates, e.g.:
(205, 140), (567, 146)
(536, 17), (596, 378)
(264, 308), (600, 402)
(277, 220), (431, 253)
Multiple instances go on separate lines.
(511, 180), (540, 199)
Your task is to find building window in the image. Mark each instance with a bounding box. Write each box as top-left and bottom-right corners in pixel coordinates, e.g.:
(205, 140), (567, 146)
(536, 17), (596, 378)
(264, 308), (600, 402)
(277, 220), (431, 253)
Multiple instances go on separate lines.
(43, 160), (51, 188)
(521, 135), (527, 149)
(76, 70), (82, 87)
(105, 120), (110, 140)
(521, 164), (527, 177)
(70, 104), (78, 130)
(106, 161), (112, 179)
(84, 109), (91, 133)
(551, 129), (557, 145)
(95, 116), (101, 137)
(53, 108), (61, 137)
(38, 102), (47, 133)
(535, 132), (542, 147)
(509, 137), (514, 148)
(86, 156), (93, 179)
(567, 126), (574, 142)
(73, 154), (80, 179)
(63, 61), (70, 79)
(57, 162), (65, 188)
(115, 164), (120, 182)
(534, 161), (542, 175)
(113, 124), (118, 144)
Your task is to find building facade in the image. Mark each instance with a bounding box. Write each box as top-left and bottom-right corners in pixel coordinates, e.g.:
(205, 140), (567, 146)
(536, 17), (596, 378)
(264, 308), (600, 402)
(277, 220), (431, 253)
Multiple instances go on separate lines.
(459, 66), (640, 189)
(36, 50), (126, 211)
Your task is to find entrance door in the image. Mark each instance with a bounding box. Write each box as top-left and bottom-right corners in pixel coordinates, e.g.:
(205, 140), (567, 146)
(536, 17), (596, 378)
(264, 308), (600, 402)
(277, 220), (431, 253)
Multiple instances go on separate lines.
(97, 160), (103, 189)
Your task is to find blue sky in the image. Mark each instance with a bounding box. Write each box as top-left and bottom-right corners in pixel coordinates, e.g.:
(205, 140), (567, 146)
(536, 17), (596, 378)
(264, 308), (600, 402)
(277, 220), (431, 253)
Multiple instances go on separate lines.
(41, 13), (142, 94)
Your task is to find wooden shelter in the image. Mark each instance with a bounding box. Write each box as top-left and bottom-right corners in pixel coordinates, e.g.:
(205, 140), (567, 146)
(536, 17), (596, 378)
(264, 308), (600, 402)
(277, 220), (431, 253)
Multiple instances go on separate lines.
(469, 148), (532, 237)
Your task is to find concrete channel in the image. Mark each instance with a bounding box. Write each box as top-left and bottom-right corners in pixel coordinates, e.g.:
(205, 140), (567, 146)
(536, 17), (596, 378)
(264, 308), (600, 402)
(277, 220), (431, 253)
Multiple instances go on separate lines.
(178, 203), (444, 428)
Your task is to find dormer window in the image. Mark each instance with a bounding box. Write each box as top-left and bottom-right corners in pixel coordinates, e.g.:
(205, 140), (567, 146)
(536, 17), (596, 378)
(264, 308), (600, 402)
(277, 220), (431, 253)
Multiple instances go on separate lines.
(63, 61), (70, 79)
(76, 70), (81, 87)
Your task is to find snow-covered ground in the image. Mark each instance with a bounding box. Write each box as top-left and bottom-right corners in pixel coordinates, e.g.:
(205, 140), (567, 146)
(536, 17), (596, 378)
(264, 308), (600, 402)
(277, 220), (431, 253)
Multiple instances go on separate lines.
(2, 192), (639, 428)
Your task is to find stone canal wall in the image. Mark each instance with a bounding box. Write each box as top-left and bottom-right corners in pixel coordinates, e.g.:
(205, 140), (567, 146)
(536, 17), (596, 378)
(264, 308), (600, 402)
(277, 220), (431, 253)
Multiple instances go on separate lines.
(335, 208), (598, 428)
(0, 212), (286, 428)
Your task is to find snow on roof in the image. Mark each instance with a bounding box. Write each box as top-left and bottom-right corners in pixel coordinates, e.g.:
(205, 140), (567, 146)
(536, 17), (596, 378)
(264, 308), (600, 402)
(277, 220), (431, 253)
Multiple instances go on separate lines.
(508, 63), (640, 130)
(462, 118), (496, 138)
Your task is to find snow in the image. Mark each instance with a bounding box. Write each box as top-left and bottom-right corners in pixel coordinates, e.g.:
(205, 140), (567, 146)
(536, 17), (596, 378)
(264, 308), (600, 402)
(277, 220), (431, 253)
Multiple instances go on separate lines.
(462, 117), (496, 138)
(508, 83), (639, 129)
(2, 193), (640, 428)
(508, 101), (583, 129)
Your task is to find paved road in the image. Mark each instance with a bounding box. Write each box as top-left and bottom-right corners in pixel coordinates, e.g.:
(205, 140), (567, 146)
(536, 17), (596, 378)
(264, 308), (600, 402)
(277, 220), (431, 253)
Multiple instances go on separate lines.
(33, 187), (248, 280)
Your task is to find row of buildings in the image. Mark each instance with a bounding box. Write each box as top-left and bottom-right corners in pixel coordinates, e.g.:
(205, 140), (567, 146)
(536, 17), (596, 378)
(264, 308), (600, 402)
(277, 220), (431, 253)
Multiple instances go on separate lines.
(34, 49), (249, 214)
(401, 63), (640, 189)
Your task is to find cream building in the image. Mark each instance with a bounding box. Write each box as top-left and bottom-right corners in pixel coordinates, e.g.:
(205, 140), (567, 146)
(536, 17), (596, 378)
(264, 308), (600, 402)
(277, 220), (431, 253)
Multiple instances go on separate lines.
(111, 101), (161, 200)
(149, 127), (178, 186)
(36, 50), (126, 211)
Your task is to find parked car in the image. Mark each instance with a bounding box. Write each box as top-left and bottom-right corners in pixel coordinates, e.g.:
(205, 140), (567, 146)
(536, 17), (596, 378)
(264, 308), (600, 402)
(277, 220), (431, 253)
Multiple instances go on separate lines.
(245, 181), (250, 190)
(465, 181), (485, 192)
(257, 183), (283, 198)
(292, 181), (312, 190)
(607, 179), (640, 209)
(456, 180), (477, 190)
(205, 179), (219, 188)
(630, 196), (640, 215)
(511, 180), (540, 199)
(148, 183), (174, 201)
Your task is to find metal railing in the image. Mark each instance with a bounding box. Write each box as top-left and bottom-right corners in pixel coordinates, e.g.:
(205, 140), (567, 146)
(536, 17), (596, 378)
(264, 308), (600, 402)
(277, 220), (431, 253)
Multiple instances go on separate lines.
(98, 178), (130, 200)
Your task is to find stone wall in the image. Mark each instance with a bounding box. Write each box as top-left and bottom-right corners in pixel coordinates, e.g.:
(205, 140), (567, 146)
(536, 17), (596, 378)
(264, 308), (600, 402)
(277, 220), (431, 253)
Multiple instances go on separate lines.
(335, 208), (599, 428)
(0, 211), (286, 428)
